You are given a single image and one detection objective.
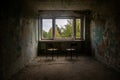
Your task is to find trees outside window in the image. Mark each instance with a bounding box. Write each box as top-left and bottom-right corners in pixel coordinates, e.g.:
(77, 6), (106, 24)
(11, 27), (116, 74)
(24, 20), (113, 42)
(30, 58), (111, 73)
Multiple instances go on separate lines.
(40, 18), (84, 40)
(42, 19), (53, 39)
(76, 19), (81, 39)
(55, 19), (73, 39)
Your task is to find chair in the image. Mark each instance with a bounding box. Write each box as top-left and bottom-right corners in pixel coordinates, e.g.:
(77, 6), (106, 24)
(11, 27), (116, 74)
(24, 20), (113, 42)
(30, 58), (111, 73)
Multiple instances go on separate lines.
(46, 43), (58, 60)
(66, 42), (77, 59)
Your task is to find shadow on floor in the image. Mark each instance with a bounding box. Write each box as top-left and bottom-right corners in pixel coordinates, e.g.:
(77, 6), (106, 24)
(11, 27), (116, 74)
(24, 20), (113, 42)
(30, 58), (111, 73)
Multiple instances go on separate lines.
(9, 56), (120, 80)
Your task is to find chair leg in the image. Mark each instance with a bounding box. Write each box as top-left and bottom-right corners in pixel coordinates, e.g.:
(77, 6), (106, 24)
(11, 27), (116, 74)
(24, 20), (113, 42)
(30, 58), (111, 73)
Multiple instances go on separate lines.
(65, 51), (68, 58)
(52, 51), (53, 60)
(71, 51), (72, 60)
(46, 50), (47, 59)
(76, 52), (78, 58)
(57, 51), (58, 58)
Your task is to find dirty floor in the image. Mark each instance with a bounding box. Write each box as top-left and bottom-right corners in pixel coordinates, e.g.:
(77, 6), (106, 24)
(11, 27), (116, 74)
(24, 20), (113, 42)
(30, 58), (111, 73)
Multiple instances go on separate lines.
(9, 56), (120, 80)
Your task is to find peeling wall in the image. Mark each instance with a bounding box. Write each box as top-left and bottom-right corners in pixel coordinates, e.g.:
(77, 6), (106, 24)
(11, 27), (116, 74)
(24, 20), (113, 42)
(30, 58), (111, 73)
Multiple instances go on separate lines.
(0, 0), (38, 80)
(0, 17), (38, 80)
(91, 13), (120, 71)
(21, 17), (38, 65)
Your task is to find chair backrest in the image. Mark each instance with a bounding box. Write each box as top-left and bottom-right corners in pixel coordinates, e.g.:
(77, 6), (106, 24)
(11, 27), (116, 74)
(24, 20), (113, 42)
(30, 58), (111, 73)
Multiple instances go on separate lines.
(46, 43), (54, 49)
(70, 42), (77, 49)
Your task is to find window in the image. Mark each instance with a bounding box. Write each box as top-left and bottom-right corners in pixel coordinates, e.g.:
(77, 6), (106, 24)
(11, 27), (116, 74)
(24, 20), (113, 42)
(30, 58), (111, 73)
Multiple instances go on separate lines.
(39, 17), (85, 41)
(42, 19), (53, 39)
(55, 19), (73, 39)
(75, 19), (81, 39)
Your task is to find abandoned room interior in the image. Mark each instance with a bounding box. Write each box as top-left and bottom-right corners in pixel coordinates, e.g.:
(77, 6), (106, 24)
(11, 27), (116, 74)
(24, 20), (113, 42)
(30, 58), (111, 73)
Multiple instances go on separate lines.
(0, 0), (120, 80)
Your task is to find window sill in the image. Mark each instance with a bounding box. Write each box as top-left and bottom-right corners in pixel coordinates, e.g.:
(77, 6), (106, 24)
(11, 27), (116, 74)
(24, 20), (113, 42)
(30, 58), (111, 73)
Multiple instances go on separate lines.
(39, 39), (84, 42)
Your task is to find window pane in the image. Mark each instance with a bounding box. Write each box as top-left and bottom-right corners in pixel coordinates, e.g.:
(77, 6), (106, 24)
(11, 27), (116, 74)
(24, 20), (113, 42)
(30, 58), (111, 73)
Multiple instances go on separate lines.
(55, 19), (73, 39)
(42, 19), (53, 39)
(76, 19), (81, 39)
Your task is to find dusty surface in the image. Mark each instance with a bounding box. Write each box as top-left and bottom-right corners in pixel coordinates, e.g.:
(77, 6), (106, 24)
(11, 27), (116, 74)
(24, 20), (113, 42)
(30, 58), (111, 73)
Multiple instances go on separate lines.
(9, 56), (120, 80)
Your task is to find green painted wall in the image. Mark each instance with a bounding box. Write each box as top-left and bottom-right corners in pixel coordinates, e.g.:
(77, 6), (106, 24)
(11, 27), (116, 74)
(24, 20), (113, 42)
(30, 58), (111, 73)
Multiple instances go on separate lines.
(91, 14), (120, 71)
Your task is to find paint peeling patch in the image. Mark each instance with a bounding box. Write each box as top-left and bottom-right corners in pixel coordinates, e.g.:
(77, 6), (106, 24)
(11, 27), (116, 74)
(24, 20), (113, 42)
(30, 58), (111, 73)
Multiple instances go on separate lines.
(91, 15), (120, 70)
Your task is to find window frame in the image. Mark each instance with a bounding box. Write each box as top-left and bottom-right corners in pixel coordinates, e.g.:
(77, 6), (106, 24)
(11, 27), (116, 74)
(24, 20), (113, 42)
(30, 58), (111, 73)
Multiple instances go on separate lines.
(75, 18), (82, 40)
(39, 16), (85, 41)
(54, 17), (74, 40)
(40, 18), (54, 40)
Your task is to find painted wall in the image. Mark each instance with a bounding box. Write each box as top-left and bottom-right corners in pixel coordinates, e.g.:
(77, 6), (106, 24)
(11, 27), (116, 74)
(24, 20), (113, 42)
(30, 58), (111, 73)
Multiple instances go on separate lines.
(91, 14), (120, 71)
(0, 0), (38, 80)
(0, 17), (38, 80)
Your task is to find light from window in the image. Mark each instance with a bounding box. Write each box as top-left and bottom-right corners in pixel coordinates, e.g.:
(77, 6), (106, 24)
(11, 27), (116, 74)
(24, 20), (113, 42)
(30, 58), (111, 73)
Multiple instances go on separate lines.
(76, 19), (81, 39)
(55, 19), (73, 39)
(40, 17), (84, 41)
(42, 19), (53, 39)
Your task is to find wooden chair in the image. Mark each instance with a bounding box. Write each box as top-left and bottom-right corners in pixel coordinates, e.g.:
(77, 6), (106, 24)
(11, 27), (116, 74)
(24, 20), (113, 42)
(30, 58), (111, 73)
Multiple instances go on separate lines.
(66, 42), (77, 59)
(46, 43), (58, 60)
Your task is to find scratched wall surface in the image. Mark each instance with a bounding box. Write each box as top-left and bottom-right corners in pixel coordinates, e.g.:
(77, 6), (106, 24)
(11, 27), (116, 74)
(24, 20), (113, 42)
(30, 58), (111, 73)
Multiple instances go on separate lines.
(0, 17), (38, 80)
(0, 1), (38, 79)
(91, 14), (120, 70)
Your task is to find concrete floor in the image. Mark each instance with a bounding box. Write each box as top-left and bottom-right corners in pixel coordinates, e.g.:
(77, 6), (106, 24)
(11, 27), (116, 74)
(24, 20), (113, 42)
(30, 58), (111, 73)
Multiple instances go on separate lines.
(9, 56), (120, 80)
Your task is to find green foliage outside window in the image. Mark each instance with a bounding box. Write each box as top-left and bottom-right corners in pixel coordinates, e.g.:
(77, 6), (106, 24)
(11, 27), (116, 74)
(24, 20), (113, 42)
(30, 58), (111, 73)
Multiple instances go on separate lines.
(42, 19), (81, 39)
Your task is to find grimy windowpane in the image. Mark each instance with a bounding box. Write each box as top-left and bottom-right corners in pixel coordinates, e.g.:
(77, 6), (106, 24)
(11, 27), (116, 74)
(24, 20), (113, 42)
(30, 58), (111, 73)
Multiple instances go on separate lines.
(55, 19), (73, 39)
(42, 19), (53, 39)
(76, 19), (81, 39)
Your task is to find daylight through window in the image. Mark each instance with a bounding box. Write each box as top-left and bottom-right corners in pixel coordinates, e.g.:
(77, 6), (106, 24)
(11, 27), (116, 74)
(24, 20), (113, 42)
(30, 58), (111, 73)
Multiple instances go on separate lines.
(55, 19), (73, 39)
(39, 17), (85, 41)
(76, 19), (81, 39)
(42, 19), (53, 39)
